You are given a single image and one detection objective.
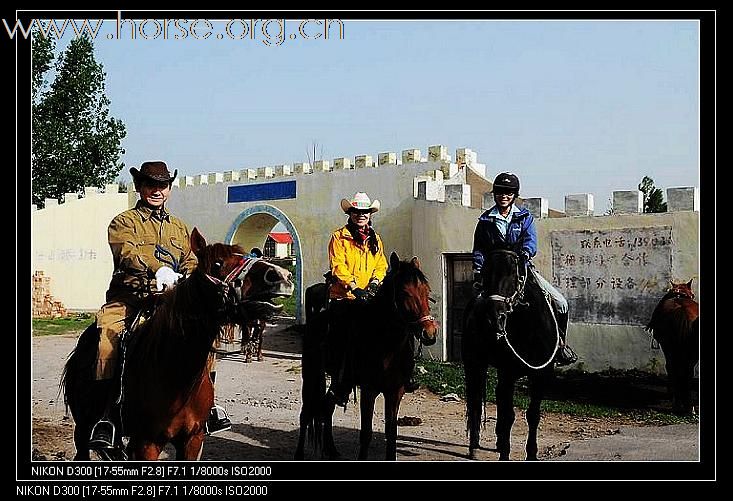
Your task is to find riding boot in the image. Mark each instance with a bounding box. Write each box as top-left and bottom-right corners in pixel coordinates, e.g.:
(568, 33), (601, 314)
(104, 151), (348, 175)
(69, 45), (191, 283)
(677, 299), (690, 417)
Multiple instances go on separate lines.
(207, 371), (232, 434)
(553, 310), (578, 367)
(89, 380), (118, 450)
(327, 348), (351, 408)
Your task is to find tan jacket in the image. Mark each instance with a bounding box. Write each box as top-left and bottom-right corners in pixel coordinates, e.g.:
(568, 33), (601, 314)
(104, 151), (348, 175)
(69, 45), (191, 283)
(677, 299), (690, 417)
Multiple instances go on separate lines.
(328, 226), (388, 299)
(105, 201), (198, 305)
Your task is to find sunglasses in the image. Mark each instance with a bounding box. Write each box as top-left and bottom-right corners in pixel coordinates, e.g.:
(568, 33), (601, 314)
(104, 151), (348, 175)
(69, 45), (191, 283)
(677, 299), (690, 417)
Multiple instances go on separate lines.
(350, 210), (371, 215)
(494, 189), (515, 196)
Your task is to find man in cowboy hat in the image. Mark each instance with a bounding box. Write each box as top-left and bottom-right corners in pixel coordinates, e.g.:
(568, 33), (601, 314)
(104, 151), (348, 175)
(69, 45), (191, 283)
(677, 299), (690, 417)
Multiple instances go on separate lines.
(88, 161), (231, 450)
(472, 172), (577, 366)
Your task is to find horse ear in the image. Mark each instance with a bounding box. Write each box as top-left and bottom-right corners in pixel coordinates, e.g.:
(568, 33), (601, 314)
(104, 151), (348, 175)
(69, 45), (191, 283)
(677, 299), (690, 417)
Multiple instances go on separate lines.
(390, 252), (400, 271)
(190, 227), (207, 256)
(687, 278), (693, 289)
(411, 256), (421, 269)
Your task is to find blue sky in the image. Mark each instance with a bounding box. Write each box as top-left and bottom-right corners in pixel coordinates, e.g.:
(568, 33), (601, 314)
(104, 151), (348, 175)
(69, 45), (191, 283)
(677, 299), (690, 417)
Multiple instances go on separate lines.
(46, 18), (700, 213)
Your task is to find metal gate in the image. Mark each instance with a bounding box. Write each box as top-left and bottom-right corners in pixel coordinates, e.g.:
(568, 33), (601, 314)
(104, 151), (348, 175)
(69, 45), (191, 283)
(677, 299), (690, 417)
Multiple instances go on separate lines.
(445, 253), (474, 362)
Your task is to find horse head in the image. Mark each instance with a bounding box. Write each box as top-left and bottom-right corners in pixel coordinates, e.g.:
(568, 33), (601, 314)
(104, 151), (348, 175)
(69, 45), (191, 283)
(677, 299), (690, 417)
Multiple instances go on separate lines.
(668, 279), (695, 300)
(384, 252), (438, 346)
(479, 249), (526, 338)
(189, 228), (294, 321)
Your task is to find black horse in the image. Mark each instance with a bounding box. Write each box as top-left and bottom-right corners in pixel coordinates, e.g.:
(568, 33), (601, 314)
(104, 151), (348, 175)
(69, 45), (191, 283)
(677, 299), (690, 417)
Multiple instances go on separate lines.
(295, 252), (438, 460)
(463, 249), (560, 461)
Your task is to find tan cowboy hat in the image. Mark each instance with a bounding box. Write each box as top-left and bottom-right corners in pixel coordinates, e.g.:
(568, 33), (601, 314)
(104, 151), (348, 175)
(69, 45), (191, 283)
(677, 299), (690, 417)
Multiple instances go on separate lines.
(130, 161), (177, 185)
(340, 192), (380, 213)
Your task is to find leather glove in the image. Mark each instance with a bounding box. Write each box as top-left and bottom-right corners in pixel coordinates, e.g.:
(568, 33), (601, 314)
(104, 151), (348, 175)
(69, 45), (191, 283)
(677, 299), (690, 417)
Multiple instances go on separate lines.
(352, 287), (370, 302)
(155, 266), (182, 291)
(520, 250), (531, 263)
(367, 280), (380, 296)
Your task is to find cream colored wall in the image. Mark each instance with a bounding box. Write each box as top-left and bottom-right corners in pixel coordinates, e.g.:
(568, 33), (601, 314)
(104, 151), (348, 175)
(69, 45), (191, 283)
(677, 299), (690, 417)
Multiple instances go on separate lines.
(167, 163), (443, 313)
(32, 191), (131, 311)
(412, 200), (699, 372)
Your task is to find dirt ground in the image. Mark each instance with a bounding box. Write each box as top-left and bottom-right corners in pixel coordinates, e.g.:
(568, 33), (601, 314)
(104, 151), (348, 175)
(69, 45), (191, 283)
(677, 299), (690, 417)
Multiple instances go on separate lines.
(30, 319), (698, 462)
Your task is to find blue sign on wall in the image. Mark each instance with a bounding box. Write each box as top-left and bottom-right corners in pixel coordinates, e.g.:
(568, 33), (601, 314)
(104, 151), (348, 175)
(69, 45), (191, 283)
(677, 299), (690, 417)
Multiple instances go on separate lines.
(228, 180), (296, 203)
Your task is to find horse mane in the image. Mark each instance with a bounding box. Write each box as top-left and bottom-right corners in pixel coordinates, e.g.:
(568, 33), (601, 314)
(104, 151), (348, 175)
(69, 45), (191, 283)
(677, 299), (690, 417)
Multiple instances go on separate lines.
(390, 259), (429, 287)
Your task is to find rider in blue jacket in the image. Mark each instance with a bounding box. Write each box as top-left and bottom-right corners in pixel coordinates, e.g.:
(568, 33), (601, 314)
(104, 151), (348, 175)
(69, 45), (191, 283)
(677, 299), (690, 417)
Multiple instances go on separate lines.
(472, 172), (578, 366)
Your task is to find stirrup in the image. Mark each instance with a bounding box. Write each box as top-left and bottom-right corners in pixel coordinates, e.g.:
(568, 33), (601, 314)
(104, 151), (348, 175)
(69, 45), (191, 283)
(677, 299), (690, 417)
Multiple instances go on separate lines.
(326, 389), (349, 408)
(555, 345), (578, 367)
(206, 405), (232, 435)
(89, 420), (116, 450)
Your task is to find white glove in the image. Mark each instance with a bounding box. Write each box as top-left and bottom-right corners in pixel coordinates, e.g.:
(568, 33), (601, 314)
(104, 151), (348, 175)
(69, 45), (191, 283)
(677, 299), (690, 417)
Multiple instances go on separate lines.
(155, 266), (182, 291)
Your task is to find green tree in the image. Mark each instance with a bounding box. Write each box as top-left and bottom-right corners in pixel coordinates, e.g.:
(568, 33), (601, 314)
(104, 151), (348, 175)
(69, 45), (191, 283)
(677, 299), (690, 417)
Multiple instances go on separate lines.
(32, 31), (55, 100)
(638, 176), (667, 213)
(32, 34), (126, 207)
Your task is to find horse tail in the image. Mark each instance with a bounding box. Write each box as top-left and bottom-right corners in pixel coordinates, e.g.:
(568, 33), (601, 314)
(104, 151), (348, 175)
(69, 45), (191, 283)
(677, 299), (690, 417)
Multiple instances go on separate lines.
(60, 322), (100, 420)
(300, 284), (328, 450)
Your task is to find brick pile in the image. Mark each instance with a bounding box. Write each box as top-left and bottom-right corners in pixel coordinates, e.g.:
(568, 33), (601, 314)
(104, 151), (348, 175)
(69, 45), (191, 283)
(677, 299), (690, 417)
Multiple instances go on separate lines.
(32, 271), (67, 318)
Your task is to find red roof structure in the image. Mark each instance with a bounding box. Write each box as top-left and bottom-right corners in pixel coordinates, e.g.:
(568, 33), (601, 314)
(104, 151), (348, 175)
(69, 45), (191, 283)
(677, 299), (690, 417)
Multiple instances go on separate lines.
(269, 232), (293, 244)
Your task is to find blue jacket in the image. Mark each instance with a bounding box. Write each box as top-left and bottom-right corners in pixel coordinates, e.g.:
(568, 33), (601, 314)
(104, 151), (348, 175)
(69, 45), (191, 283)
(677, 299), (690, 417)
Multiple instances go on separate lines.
(472, 204), (537, 273)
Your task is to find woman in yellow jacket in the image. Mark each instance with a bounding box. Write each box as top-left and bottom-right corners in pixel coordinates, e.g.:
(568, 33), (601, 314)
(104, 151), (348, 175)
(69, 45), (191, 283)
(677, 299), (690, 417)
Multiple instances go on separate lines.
(325, 192), (388, 407)
(328, 192), (388, 300)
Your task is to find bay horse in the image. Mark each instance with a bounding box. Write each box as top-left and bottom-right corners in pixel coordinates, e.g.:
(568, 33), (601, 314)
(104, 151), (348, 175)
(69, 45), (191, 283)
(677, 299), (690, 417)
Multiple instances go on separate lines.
(61, 228), (294, 460)
(463, 249), (560, 461)
(646, 279), (699, 415)
(295, 252), (438, 460)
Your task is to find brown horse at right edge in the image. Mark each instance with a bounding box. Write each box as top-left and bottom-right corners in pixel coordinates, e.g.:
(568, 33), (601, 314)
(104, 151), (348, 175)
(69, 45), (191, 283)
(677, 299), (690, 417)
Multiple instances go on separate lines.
(646, 279), (699, 416)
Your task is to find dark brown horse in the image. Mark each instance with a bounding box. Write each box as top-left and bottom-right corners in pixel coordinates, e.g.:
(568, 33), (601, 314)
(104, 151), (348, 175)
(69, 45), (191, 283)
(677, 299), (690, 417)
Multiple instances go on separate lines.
(463, 249), (560, 461)
(295, 252), (438, 460)
(62, 228), (294, 460)
(646, 279), (699, 416)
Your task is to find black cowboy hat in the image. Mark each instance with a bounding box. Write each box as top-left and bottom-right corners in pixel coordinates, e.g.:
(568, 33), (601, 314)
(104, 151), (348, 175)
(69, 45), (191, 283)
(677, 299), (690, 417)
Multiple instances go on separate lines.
(130, 161), (177, 185)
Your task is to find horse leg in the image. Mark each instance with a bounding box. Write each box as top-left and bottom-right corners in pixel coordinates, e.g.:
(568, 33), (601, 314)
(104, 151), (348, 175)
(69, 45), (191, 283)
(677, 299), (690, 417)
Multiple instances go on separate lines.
(358, 388), (378, 460)
(383, 388), (405, 461)
(72, 421), (92, 461)
(256, 324), (264, 361)
(664, 352), (686, 415)
(128, 439), (163, 460)
(525, 372), (546, 461)
(465, 360), (489, 459)
(175, 432), (206, 461)
(321, 396), (340, 459)
(495, 369), (516, 461)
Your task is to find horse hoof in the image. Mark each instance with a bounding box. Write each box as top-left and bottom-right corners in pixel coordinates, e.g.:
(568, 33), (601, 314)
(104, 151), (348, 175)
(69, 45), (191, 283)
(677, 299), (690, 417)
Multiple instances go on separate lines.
(468, 449), (477, 460)
(526, 455), (538, 461)
(323, 449), (341, 460)
(499, 454), (510, 461)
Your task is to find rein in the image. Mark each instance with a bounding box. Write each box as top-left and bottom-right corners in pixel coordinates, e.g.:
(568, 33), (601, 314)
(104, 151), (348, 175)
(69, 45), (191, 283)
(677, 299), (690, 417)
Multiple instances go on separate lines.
(203, 253), (259, 304)
(483, 252), (558, 370)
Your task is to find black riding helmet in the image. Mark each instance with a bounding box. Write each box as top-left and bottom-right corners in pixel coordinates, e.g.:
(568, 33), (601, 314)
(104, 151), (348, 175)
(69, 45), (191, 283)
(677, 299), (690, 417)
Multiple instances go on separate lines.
(492, 172), (520, 195)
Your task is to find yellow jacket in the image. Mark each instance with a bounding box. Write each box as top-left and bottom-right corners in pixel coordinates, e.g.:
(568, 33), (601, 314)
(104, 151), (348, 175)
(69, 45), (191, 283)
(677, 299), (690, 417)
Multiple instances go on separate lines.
(328, 226), (388, 299)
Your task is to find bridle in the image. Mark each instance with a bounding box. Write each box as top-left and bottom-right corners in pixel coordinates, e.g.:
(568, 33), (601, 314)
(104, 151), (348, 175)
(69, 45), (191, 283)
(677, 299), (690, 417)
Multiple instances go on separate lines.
(668, 287), (694, 301)
(385, 270), (436, 344)
(203, 253), (260, 308)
